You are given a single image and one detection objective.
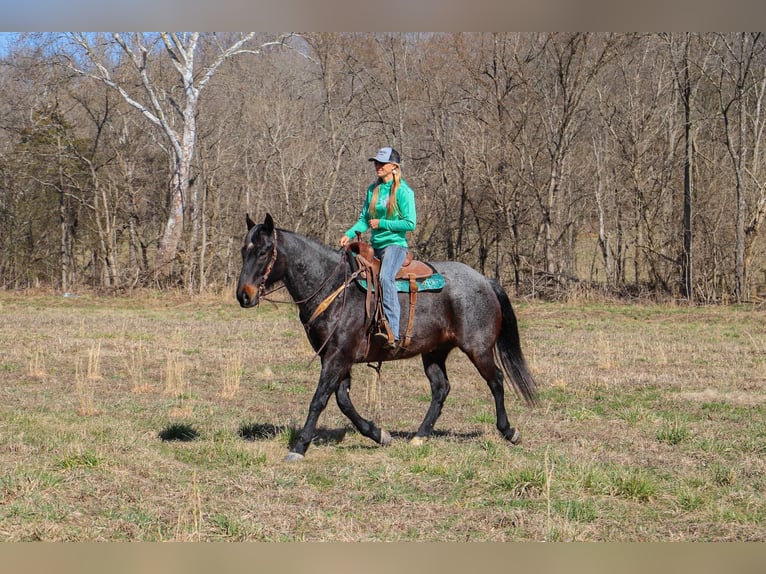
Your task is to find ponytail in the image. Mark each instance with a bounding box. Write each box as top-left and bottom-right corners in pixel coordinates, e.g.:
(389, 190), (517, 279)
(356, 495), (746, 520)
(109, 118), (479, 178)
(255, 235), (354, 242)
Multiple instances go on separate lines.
(386, 168), (401, 218)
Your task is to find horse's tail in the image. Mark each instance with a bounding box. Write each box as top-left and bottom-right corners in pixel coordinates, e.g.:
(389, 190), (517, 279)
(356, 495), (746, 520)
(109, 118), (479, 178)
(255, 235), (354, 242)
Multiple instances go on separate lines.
(489, 279), (539, 407)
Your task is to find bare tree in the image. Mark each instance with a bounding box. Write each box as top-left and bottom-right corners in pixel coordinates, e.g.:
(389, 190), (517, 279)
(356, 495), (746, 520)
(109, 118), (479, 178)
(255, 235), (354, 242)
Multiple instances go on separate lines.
(709, 32), (766, 301)
(58, 32), (292, 284)
(301, 33), (374, 244)
(661, 33), (716, 300)
(535, 34), (617, 276)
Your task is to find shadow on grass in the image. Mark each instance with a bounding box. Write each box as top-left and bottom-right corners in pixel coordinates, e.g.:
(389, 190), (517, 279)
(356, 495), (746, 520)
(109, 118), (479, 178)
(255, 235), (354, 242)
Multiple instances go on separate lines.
(238, 422), (484, 448)
(158, 423), (200, 442)
(160, 421), (485, 447)
(238, 422), (348, 448)
(390, 429), (484, 442)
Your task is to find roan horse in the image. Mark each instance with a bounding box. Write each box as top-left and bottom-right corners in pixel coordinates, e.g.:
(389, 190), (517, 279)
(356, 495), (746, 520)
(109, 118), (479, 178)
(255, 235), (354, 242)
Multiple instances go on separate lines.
(236, 213), (538, 461)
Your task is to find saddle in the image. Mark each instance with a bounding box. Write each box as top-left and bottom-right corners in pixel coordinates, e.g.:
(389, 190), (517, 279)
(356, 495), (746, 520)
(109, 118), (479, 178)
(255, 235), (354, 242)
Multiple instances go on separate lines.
(346, 241), (435, 350)
(347, 241), (435, 281)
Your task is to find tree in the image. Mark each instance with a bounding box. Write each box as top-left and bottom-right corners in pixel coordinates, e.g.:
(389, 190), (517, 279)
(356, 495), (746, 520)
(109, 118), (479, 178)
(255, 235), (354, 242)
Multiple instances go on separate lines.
(528, 33), (622, 281)
(59, 32), (293, 284)
(662, 33), (715, 300)
(709, 32), (766, 301)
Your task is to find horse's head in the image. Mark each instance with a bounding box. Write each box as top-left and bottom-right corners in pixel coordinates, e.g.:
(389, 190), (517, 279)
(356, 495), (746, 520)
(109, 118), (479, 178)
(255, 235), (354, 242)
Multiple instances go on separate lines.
(236, 213), (282, 308)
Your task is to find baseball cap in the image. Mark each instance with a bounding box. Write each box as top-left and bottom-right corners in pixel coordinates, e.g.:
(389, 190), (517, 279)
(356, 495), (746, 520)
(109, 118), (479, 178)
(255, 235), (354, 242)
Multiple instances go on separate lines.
(368, 147), (401, 165)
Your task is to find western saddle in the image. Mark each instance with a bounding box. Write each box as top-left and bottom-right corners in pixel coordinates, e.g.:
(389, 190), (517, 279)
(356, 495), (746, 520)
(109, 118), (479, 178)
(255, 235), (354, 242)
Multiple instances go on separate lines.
(347, 241), (434, 350)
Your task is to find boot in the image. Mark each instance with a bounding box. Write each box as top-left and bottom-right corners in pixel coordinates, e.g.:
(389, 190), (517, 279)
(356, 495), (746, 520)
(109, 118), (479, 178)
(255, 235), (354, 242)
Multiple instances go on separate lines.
(373, 319), (396, 347)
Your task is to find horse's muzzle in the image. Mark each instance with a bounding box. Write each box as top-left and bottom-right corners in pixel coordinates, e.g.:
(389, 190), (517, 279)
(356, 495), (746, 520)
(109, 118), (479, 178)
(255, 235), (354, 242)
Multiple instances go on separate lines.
(237, 283), (259, 308)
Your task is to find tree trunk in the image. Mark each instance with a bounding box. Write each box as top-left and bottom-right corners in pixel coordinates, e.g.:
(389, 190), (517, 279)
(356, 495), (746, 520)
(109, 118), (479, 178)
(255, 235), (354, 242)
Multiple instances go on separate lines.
(681, 36), (694, 300)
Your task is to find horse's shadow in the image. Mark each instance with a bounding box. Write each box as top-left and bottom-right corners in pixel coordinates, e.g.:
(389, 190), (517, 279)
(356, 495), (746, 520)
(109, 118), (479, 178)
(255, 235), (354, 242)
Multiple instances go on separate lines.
(237, 422), (483, 448)
(237, 422), (347, 446)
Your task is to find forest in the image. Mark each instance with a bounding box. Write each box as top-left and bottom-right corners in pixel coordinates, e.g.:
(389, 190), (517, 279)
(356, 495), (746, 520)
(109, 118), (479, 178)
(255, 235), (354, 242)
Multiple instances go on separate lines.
(1, 32), (765, 303)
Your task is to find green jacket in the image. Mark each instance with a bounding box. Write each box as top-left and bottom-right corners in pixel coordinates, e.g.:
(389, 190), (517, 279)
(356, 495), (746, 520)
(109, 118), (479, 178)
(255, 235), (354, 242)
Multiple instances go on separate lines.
(344, 178), (416, 249)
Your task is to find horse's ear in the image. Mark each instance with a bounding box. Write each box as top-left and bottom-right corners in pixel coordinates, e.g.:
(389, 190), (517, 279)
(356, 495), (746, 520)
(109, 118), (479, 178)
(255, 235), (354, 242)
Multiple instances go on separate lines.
(246, 214), (256, 230)
(263, 213), (274, 234)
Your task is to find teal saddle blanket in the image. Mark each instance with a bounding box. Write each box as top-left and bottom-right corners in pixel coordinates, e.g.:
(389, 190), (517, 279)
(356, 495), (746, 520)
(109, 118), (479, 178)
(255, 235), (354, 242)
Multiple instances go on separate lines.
(356, 273), (446, 293)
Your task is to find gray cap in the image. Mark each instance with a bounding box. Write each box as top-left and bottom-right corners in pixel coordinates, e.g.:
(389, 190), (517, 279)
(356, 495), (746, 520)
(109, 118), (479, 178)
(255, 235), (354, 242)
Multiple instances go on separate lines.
(368, 147), (401, 165)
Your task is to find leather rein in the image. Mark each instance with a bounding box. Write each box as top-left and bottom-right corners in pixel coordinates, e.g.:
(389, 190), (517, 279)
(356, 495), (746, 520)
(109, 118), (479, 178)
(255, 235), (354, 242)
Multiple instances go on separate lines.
(250, 227), (282, 305)
(252, 231), (363, 356)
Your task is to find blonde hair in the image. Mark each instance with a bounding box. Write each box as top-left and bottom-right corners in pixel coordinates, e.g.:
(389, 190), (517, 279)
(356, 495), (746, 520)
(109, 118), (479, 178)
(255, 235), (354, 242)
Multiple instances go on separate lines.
(368, 167), (401, 219)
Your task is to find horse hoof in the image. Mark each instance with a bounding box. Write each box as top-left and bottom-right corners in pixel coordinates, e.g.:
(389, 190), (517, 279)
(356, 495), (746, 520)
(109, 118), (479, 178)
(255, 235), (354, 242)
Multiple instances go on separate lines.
(284, 452), (305, 462)
(380, 429), (392, 447)
(410, 436), (427, 447)
(506, 428), (522, 445)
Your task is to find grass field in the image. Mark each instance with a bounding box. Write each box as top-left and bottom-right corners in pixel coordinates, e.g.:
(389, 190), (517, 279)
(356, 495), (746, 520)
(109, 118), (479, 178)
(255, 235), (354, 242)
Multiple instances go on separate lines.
(0, 290), (764, 541)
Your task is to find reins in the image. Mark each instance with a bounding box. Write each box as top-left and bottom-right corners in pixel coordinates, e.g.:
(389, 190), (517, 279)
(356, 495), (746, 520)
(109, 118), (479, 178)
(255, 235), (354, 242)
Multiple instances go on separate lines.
(254, 230), (346, 306)
(303, 248), (368, 361)
(251, 227), (281, 304)
(252, 233), (361, 361)
(252, 232), (382, 364)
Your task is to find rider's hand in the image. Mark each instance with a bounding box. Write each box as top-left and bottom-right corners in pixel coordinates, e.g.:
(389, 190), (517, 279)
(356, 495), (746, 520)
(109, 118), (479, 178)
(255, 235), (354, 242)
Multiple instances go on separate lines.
(339, 235), (350, 247)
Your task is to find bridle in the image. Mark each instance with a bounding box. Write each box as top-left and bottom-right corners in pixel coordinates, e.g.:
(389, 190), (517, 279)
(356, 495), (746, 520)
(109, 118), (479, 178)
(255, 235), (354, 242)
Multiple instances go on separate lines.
(249, 228), (353, 309)
(250, 227), (280, 305)
(245, 230), (369, 360)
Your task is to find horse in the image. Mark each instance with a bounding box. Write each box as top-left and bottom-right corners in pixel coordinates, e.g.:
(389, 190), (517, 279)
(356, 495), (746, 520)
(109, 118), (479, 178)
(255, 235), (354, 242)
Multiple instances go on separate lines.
(236, 213), (538, 461)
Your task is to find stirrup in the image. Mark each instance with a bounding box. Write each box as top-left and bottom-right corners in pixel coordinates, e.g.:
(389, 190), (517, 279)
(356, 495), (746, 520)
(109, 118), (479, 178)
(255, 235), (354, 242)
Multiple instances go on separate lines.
(374, 319), (395, 346)
(373, 331), (390, 344)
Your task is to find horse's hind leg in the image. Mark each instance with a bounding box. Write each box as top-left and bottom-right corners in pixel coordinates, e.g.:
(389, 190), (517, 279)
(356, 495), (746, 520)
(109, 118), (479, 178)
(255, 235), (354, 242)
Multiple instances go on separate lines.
(335, 374), (392, 446)
(412, 349), (452, 445)
(468, 352), (521, 444)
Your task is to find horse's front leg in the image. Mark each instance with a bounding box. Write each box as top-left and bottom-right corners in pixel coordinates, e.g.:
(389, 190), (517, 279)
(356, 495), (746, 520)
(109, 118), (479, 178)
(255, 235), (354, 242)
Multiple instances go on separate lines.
(335, 374), (392, 447)
(286, 358), (347, 461)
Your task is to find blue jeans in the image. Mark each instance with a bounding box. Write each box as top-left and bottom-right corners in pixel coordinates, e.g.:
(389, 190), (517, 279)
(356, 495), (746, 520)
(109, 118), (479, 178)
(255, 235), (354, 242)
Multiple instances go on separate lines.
(375, 245), (407, 340)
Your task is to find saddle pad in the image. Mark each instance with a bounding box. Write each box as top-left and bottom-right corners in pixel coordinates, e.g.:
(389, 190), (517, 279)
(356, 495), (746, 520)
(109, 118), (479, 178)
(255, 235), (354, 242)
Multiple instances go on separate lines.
(356, 273), (445, 293)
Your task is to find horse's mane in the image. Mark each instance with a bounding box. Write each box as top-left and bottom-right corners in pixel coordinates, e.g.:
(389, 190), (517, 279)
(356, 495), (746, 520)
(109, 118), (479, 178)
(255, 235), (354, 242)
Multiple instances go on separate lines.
(279, 228), (344, 263)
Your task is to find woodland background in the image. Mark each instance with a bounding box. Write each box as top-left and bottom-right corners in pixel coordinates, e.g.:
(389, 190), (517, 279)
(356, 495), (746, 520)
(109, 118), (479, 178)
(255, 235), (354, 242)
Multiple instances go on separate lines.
(1, 32), (766, 302)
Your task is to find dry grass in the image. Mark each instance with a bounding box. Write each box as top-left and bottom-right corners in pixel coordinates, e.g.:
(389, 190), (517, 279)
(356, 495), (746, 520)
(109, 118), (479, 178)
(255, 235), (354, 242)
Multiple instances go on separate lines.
(0, 291), (764, 541)
(220, 351), (243, 399)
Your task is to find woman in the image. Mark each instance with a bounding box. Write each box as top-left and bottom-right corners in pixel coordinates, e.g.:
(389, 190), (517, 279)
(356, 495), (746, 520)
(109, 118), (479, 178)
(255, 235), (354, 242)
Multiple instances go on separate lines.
(339, 146), (417, 349)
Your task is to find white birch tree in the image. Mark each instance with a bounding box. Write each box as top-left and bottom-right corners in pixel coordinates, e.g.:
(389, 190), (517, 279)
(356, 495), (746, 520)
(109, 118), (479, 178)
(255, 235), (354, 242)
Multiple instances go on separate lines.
(59, 32), (292, 283)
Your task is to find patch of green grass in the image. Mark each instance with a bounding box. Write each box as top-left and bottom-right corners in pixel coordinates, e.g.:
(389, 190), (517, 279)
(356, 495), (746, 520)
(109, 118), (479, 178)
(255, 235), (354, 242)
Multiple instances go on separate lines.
(305, 469), (336, 489)
(583, 465), (659, 503)
(209, 513), (254, 540)
(618, 405), (652, 426)
(494, 466), (547, 498)
(57, 451), (104, 470)
(390, 442), (432, 462)
(554, 498), (598, 523)
(0, 470), (64, 496)
(711, 463), (735, 486)
(676, 486), (708, 512)
(170, 442), (267, 468)
(479, 439), (500, 458)
(537, 386), (572, 404)
(657, 418), (692, 445)
(613, 469), (659, 503)
(467, 411), (495, 424)
(569, 407), (600, 421)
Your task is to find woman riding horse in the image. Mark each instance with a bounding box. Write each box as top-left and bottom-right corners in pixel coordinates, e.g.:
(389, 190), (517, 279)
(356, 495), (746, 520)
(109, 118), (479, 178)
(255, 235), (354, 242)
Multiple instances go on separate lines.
(237, 213), (538, 461)
(339, 146), (416, 350)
